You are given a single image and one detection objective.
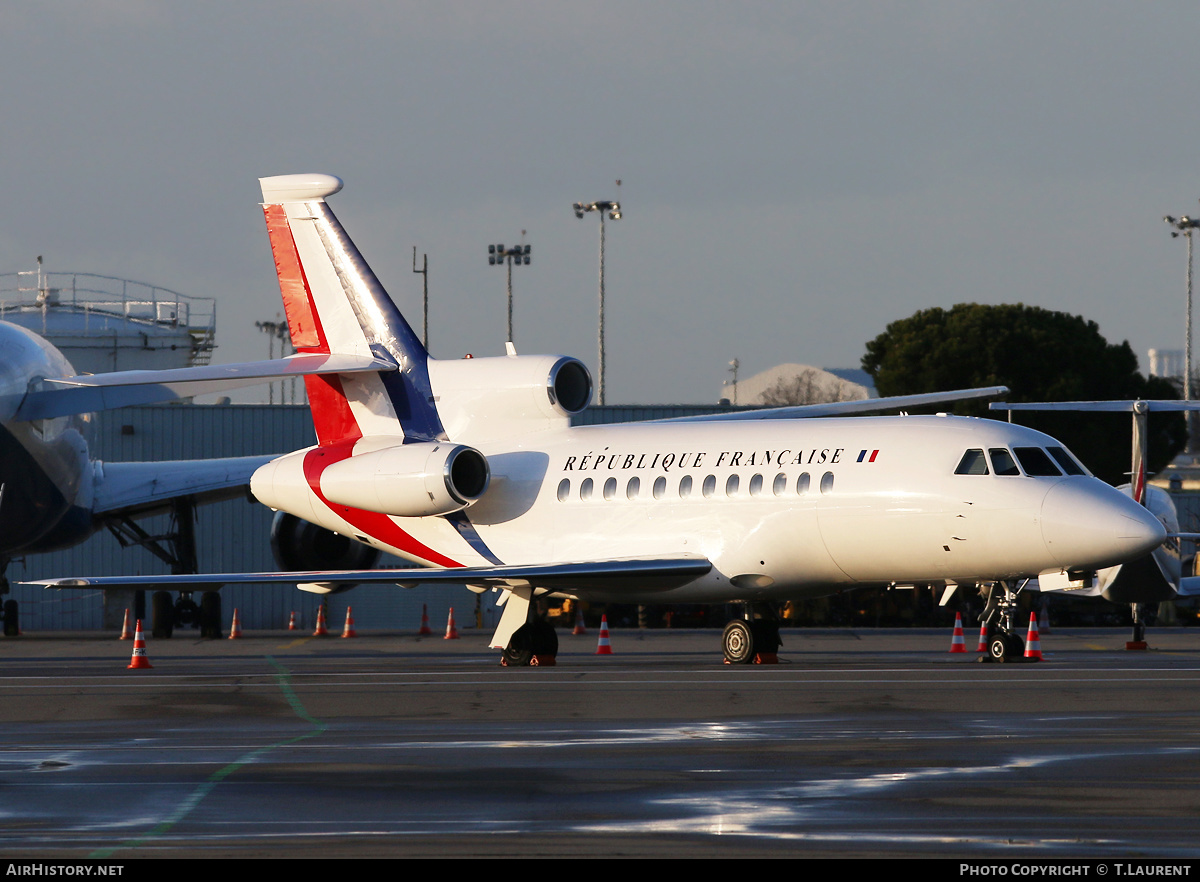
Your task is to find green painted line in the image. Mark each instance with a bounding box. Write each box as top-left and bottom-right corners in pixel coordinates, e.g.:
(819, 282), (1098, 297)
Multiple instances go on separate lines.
(90, 655), (325, 858)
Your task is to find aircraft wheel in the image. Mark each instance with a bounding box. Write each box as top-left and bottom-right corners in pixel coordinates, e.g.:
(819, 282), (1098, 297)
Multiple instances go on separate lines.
(199, 592), (222, 639)
(151, 591), (174, 639)
(988, 634), (1023, 662)
(3, 599), (18, 637)
(723, 619), (755, 664)
(502, 624), (535, 667)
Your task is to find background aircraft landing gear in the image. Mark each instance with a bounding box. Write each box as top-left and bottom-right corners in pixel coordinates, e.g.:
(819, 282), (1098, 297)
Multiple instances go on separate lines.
(3, 598), (18, 638)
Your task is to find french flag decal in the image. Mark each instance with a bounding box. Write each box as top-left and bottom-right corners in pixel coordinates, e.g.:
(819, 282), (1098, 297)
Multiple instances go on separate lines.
(857, 449), (880, 463)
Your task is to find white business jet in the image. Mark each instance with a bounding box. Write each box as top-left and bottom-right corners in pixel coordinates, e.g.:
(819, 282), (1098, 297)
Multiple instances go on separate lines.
(30, 174), (1167, 663)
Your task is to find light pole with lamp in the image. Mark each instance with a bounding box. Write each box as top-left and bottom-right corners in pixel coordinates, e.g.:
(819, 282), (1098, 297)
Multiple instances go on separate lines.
(573, 197), (621, 405)
(1165, 211), (1200, 451)
(488, 235), (531, 344)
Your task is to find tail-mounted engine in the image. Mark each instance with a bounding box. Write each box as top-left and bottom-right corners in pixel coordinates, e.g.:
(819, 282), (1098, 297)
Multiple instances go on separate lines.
(319, 440), (489, 517)
(428, 355), (591, 443)
(251, 438), (490, 520)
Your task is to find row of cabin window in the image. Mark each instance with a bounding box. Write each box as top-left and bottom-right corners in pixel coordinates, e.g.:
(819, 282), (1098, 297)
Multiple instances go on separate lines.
(556, 471), (836, 502)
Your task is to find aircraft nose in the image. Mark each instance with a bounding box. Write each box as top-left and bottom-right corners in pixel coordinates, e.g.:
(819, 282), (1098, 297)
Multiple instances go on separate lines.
(1041, 479), (1166, 570)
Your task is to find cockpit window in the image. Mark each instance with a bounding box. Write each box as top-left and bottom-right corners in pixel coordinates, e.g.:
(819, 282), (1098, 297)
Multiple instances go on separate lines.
(989, 448), (1021, 476)
(954, 449), (989, 475)
(1047, 446), (1087, 476)
(1014, 447), (1062, 477)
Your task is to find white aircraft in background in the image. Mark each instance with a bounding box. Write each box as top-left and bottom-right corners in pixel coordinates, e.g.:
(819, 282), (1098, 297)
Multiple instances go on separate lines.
(991, 399), (1200, 646)
(0, 305), (392, 635)
(31, 174), (1167, 664)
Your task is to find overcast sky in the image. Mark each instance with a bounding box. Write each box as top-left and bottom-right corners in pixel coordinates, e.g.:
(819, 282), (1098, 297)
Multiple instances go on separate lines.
(3, 2), (1200, 404)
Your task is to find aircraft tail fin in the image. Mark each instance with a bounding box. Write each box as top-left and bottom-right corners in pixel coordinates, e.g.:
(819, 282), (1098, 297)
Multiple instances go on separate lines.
(258, 174), (444, 446)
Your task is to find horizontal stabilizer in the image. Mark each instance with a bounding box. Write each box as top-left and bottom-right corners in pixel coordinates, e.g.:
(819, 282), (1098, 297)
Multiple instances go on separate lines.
(93, 455), (277, 518)
(28, 555), (713, 593)
(14, 353), (396, 421)
(657, 386), (1009, 423)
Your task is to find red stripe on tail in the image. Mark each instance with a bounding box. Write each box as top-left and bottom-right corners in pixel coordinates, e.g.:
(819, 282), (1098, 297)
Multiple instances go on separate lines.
(263, 204), (325, 352)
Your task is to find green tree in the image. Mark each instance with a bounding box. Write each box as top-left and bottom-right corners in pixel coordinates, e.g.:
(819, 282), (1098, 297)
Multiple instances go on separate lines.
(861, 303), (1185, 485)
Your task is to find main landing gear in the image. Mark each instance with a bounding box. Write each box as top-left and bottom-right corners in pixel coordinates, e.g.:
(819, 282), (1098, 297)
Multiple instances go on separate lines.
(495, 588), (559, 666)
(501, 618), (559, 666)
(979, 581), (1027, 663)
(722, 604), (782, 664)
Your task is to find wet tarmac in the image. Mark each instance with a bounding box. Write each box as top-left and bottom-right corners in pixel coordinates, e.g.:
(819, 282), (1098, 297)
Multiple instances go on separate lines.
(1, 626), (1198, 858)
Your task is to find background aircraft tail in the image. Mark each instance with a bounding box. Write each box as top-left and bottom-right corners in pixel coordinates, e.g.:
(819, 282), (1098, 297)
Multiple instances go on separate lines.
(259, 173), (444, 446)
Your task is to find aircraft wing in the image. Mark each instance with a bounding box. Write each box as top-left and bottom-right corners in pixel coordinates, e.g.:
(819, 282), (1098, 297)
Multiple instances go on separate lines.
(13, 352), (396, 421)
(91, 455), (277, 519)
(655, 386), (1009, 423)
(28, 555), (713, 593)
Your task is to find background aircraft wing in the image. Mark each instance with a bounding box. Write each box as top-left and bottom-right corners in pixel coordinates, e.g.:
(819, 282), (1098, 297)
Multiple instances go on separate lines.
(654, 386), (1009, 422)
(990, 400), (1200, 413)
(13, 352), (396, 421)
(90, 455), (277, 519)
(29, 555), (713, 593)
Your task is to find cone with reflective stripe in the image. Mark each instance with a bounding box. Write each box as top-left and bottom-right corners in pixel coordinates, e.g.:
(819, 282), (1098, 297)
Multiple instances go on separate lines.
(418, 604), (433, 636)
(228, 608), (242, 639)
(572, 606), (587, 635)
(119, 608), (132, 640)
(595, 615), (613, 655)
(287, 611), (297, 631)
(949, 612), (966, 653)
(1039, 602), (1051, 635)
(127, 619), (152, 669)
(1024, 612), (1042, 660)
(341, 606), (356, 638)
(444, 607), (459, 639)
(976, 621), (988, 653)
(313, 605), (328, 637)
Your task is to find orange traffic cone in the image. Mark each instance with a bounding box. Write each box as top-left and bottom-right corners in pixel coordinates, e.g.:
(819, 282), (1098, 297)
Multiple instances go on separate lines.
(1039, 602), (1051, 635)
(418, 604), (433, 636)
(976, 622), (988, 653)
(119, 609), (133, 640)
(1024, 612), (1042, 661)
(595, 615), (613, 655)
(949, 612), (966, 653)
(228, 608), (242, 639)
(444, 608), (459, 639)
(127, 619), (152, 669)
(341, 606), (356, 638)
(572, 607), (587, 636)
(313, 605), (328, 637)
(287, 611), (297, 631)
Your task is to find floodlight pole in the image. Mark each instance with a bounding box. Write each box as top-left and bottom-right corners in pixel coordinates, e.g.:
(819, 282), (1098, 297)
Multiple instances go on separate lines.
(1166, 211), (1200, 451)
(488, 235), (531, 344)
(412, 247), (429, 350)
(574, 198), (621, 405)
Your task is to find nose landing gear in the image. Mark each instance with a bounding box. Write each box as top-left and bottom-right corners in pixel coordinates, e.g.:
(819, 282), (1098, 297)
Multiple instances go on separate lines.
(979, 581), (1027, 662)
